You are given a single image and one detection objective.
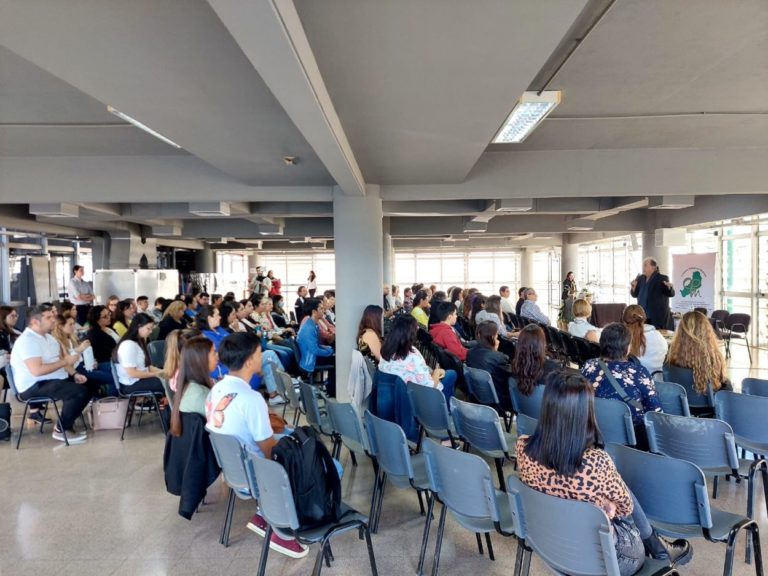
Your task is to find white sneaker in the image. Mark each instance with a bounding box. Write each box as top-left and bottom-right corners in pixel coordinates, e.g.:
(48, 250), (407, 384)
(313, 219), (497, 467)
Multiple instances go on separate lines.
(269, 395), (287, 406)
(52, 428), (87, 444)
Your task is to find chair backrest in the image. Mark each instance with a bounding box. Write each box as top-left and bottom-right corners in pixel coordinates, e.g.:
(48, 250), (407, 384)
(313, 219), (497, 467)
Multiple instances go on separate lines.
(497, 336), (516, 359)
(110, 361), (124, 394)
(5, 365), (19, 397)
(279, 371), (301, 411)
(299, 382), (327, 435)
(508, 377), (544, 419)
(450, 397), (509, 454)
(575, 336), (600, 364)
(714, 390), (768, 454)
(463, 366), (500, 406)
(363, 410), (415, 479)
(606, 443), (713, 530)
(710, 309), (730, 325)
(326, 400), (368, 454)
(147, 340), (166, 369)
(422, 438), (503, 523)
(243, 449), (299, 531)
(507, 475), (622, 576)
(644, 411), (738, 473)
(594, 397), (637, 446)
(662, 364), (714, 408)
(406, 382), (452, 439)
(515, 413), (538, 437)
(726, 313), (751, 333)
(742, 377), (768, 397)
(560, 331), (582, 365)
(207, 430), (252, 496)
(653, 381), (691, 417)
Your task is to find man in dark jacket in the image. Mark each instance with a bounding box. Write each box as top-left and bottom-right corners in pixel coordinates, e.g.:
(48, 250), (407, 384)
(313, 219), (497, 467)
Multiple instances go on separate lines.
(630, 257), (675, 330)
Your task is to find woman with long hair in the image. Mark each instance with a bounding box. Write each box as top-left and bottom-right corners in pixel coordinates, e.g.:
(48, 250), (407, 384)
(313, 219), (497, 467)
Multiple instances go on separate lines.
(517, 371), (691, 571)
(622, 304), (667, 375)
(357, 305), (383, 362)
(158, 300), (187, 341)
(114, 313), (165, 395)
(112, 299), (136, 338)
(106, 294), (120, 325)
(270, 294), (296, 329)
(466, 320), (513, 411)
(307, 270), (317, 297)
(379, 315), (456, 402)
(469, 294), (487, 327)
(0, 305), (20, 406)
(164, 328), (200, 393)
(169, 336), (217, 437)
(53, 315), (111, 397)
(512, 324), (560, 396)
(449, 287), (464, 310)
(667, 311), (731, 394)
(474, 294), (508, 336)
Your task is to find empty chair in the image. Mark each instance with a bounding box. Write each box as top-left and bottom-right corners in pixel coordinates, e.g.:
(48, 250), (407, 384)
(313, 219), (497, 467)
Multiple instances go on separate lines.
(464, 366), (511, 432)
(515, 414), (537, 437)
(406, 382), (457, 449)
(662, 364), (714, 415)
(724, 313), (752, 363)
(147, 339), (166, 369)
(299, 382), (340, 457)
(273, 369), (292, 420)
(450, 397), (515, 490)
(421, 438), (516, 576)
(594, 397), (637, 447)
(244, 449), (378, 576)
(506, 475), (679, 576)
(742, 378), (768, 397)
(207, 430), (255, 547)
(326, 400), (370, 467)
(711, 309), (730, 332)
(508, 377), (545, 419)
(280, 371), (304, 426)
(654, 381), (691, 417)
(607, 443), (763, 576)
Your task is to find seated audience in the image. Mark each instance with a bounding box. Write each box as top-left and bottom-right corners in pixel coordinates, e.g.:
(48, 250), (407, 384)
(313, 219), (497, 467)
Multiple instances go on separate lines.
(581, 323), (660, 450)
(429, 302), (467, 362)
(449, 287), (464, 310)
(474, 294), (508, 337)
(52, 315), (106, 398)
(197, 306), (230, 349)
(358, 305), (384, 362)
(379, 315), (456, 402)
(150, 297), (165, 323)
(114, 313), (166, 395)
(427, 291), (447, 326)
(568, 298), (600, 342)
(158, 300), (188, 341)
(0, 306), (21, 407)
(113, 299), (136, 338)
(294, 286), (308, 324)
(271, 294), (297, 329)
(499, 285), (514, 316)
(667, 310), (732, 393)
(211, 294), (223, 309)
(136, 295), (150, 315)
(323, 290), (336, 325)
(515, 287), (527, 317)
(391, 284), (403, 309)
(164, 328), (198, 393)
(10, 304), (92, 443)
(169, 336), (217, 435)
(623, 305), (667, 375)
(86, 305), (119, 373)
(520, 288), (550, 325)
(512, 324), (561, 397)
(205, 332), (309, 559)
(410, 290), (430, 329)
(402, 287), (414, 313)
(252, 297), (294, 370)
(106, 295), (120, 325)
(466, 320), (513, 411)
(516, 371), (691, 568)
(297, 299), (335, 391)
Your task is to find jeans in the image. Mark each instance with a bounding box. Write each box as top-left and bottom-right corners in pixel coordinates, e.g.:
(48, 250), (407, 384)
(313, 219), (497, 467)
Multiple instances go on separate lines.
(78, 362), (118, 397)
(440, 369), (457, 404)
(266, 342), (294, 372)
(20, 378), (92, 431)
(630, 492), (653, 540)
(258, 350), (285, 394)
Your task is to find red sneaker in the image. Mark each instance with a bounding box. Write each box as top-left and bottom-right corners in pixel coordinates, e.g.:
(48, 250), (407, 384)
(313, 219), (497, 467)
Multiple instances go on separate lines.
(269, 532), (309, 559)
(246, 513), (267, 537)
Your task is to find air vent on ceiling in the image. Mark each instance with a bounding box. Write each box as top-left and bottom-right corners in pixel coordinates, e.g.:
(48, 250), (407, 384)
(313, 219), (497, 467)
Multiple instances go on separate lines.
(189, 202), (231, 217)
(648, 195), (695, 210)
(495, 199), (533, 213)
(566, 218), (594, 231)
(30, 203), (79, 218)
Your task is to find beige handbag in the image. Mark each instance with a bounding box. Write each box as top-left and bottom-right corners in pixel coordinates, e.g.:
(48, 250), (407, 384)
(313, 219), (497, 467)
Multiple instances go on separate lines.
(90, 396), (130, 430)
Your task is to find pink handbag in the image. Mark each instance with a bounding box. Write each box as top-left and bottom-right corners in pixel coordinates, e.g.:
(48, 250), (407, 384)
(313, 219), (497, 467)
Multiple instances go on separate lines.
(90, 397), (130, 430)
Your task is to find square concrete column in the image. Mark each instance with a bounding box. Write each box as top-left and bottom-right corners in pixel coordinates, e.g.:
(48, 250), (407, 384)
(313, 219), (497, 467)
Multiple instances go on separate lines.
(333, 186), (384, 400)
(561, 234), (579, 284)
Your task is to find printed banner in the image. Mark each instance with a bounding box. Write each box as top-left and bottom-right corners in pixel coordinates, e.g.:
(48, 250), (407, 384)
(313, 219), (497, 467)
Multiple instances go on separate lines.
(671, 253), (716, 314)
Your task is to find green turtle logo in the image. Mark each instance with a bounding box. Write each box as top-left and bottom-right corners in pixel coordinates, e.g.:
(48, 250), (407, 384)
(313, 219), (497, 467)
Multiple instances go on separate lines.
(681, 270), (703, 298)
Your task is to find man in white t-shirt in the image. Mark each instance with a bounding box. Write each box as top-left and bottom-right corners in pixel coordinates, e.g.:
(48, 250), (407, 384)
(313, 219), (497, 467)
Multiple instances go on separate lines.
(10, 304), (92, 443)
(205, 332), (308, 559)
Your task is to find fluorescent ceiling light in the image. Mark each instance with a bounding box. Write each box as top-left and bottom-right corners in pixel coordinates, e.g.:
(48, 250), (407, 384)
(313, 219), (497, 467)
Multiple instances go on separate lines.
(30, 203), (79, 218)
(107, 105), (182, 149)
(189, 202), (231, 217)
(648, 195), (695, 210)
(492, 91), (561, 144)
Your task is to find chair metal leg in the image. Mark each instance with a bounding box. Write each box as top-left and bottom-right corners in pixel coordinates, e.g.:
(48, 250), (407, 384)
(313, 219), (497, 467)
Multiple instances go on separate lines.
(373, 472), (387, 533)
(746, 337), (753, 364)
(363, 524), (379, 576)
(417, 489), (425, 516)
(723, 525), (741, 576)
(325, 541), (334, 564)
(713, 475), (719, 499)
(220, 488), (235, 546)
(430, 505), (448, 576)
(751, 524), (764, 576)
(257, 524), (272, 576)
(16, 402), (30, 449)
(368, 468), (381, 532)
(350, 451), (358, 467)
(417, 495), (435, 576)
(485, 532), (495, 561)
(152, 395), (167, 434)
(120, 397), (134, 441)
(495, 458), (506, 491)
(51, 402), (68, 446)
(475, 532), (484, 555)
(40, 402), (49, 433)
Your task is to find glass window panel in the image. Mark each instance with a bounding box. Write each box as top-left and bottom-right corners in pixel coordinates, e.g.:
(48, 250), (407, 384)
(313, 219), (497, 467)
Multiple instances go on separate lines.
(722, 237), (751, 292)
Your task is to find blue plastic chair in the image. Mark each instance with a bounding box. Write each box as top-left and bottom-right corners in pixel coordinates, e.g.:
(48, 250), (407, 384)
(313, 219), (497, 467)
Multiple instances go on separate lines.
(742, 378), (768, 397)
(421, 438), (517, 576)
(464, 366), (511, 432)
(654, 381), (691, 417)
(662, 364), (714, 414)
(243, 449), (378, 576)
(326, 400), (370, 467)
(594, 397), (637, 446)
(147, 339), (166, 369)
(506, 474), (679, 576)
(450, 397), (515, 491)
(515, 414), (538, 437)
(508, 377), (544, 419)
(406, 382), (457, 449)
(299, 381), (340, 456)
(607, 443), (763, 576)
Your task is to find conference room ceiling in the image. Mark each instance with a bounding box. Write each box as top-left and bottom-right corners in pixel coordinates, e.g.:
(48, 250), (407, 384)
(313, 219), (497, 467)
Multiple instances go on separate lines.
(0, 0), (765, 246)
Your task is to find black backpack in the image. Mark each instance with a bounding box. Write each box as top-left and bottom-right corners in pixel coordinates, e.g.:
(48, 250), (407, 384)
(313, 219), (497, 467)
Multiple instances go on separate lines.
(271, 426), (342, 530)
(0, 402), (11, 442)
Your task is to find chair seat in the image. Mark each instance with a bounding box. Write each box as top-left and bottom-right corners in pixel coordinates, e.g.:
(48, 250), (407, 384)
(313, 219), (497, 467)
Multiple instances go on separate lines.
(653, 507), (748, 542)
(285, 504), (369, 543)
(448, 489), (515, 534)
(470, 432), (516, 460)
(549, 557), (675, 576)
(386, 453), (431, 491)
(735, 438), (768, 456)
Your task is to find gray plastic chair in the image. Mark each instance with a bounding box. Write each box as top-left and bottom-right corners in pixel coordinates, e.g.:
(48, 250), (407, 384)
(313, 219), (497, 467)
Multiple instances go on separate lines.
(515, 414), (538, 437)
(506, 474), (678, 576)
(363, 410), (432, 574)
(406, 382), (457, 449)
(607, 443), (764, 576)
(464, 366), (511, 432)
(742, 378), (768, 397)
(326, 399), (370, 467)
(508, 377), (545, 419)
(206, 430), (255, 547)
(594, 397), (637, 446)
(299, 381), (340, 456)
(112, 361), (167, 440)
(662, 364), (714, 414)
(282, 372), (303, 426)
(147, 339), (166, 368)
(654, 381), (691, 417)
(449, 397), (515, 491)
(421, 438), (517, 576)
(243, 450), (378, 576)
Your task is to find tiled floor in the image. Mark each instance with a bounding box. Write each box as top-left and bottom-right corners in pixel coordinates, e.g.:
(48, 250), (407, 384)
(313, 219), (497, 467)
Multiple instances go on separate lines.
(2, 344), (768, 576)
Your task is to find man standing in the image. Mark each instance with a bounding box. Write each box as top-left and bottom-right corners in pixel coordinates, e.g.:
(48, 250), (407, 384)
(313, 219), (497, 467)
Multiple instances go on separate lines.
(67, 265), (94, 326)
(631, 257), (675, 330)
(519, 288), (550, 325)
(10, 304), (92, 443)
(499, 286), (514, 316)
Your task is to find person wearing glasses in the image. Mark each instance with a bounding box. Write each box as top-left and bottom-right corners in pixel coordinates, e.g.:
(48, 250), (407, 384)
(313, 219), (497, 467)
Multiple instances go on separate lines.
(519, 288), (550, 325)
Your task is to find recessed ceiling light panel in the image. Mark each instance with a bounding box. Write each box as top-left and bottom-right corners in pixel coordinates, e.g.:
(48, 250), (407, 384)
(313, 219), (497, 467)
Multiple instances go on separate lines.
(493, 91), (561, 144)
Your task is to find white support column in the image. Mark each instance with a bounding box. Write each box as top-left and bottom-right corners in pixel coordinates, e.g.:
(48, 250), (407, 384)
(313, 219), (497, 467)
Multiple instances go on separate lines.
(333, 186), (384, 400)
(561, 234), (579, 285)
(641, 231), (670, 276)
(520, 248), (535, 289)
(0, 228), (10, 304)
(382, 217), (394, 287)
(195, 243), (215, 274)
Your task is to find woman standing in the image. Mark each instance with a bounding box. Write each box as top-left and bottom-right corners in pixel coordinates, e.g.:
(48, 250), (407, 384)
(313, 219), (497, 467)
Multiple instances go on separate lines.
(560, 271), (577, 325)
(307, 270), (317, 297)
